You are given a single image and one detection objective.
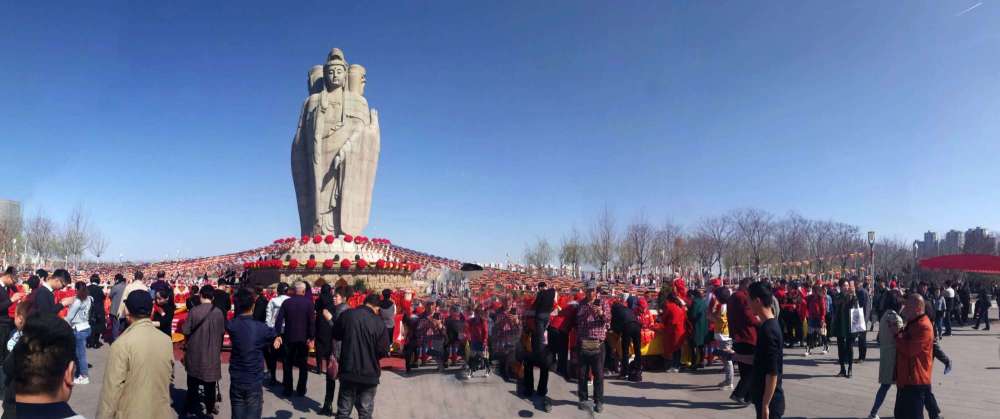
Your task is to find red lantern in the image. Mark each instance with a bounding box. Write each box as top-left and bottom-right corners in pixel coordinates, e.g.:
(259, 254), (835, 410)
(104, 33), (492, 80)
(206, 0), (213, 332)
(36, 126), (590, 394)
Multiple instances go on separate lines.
(343, 234), (354, 243)
(312, 234), (322, 244)
(357, 259), (368, 269)
(325, 234), (335, 244)
(376, 260), (387, 269)
(340, 259), (352, 269)
(288, 259), (299, 269)
(323, 259), (335, 269)
(306, 259), (317, 269)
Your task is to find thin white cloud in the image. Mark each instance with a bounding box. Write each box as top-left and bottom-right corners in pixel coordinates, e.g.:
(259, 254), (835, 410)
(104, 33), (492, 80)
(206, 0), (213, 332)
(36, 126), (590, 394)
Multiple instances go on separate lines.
(956, 2), (983, 17)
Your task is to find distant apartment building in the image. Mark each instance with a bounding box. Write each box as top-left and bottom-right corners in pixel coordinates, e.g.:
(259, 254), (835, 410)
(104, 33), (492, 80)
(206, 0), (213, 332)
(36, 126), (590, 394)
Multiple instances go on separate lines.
(940, 230), (964, 255)
(919, 231), (939, 258)
(963, 227), (997, 255)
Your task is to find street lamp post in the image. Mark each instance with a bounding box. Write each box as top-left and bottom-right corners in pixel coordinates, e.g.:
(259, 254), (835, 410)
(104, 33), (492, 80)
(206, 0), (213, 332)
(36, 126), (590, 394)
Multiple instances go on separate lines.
(867, 231), (876, 279)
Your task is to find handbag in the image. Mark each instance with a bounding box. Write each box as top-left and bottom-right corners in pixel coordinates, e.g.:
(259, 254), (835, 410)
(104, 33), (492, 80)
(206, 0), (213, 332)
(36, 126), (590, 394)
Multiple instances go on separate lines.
(580, 339), (602, 356)
(850, 306), (867, 334)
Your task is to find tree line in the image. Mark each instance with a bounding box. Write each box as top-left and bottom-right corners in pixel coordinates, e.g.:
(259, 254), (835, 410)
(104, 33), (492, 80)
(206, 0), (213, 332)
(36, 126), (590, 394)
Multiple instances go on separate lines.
(0, 204), (109, 269)
(523, 207), (914, 280)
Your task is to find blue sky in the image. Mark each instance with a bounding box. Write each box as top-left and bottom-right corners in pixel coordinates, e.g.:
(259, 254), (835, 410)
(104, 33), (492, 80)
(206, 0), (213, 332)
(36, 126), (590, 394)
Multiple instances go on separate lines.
(3, 1), (998, 263)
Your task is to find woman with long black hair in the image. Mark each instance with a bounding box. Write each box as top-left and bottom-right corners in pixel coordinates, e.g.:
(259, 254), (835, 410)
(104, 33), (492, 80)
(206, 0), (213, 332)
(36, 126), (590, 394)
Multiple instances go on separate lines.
(152, 288), (176, 337)
(66, 281), (93, 385)
(314, 284), (335, 375)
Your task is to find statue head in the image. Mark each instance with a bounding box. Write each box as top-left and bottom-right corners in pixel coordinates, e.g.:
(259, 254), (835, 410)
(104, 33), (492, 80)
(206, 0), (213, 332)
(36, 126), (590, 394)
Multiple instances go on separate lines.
(308, 65), (324, 95)
(324, 48), (348, 91)
(348, 64), (366, 96)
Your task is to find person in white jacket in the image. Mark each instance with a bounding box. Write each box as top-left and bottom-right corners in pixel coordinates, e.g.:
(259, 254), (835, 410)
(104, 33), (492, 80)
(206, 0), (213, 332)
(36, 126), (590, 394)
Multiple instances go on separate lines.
(65, 281), (93, 385)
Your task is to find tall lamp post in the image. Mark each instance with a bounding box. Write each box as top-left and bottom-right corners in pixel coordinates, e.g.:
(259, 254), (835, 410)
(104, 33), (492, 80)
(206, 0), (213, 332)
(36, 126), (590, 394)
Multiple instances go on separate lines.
(867, 231), (876, 280)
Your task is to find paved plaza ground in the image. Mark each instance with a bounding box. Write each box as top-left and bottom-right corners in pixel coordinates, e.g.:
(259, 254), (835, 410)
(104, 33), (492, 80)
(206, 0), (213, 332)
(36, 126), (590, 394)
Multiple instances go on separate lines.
(14, 308), (1000, 419)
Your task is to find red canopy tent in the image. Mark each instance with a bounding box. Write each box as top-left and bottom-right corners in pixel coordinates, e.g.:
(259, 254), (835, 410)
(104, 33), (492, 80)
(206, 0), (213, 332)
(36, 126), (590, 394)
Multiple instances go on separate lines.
(918, 254), (1000, 275)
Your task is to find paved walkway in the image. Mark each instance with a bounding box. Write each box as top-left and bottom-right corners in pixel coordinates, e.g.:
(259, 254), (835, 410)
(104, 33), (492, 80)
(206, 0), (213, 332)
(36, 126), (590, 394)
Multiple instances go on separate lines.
(18, 309), (1000, 418)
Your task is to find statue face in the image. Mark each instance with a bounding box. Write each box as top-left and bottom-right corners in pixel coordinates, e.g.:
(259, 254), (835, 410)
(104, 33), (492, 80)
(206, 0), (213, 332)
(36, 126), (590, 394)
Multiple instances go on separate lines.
(325, 64), (346, 89)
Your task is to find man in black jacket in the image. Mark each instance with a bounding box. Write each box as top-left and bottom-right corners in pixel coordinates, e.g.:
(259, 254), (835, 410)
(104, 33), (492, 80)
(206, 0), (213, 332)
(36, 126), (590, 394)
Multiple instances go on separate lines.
(610, 300), (641, 380)
(332, 294), (389, 419)
(87, 274), (107, 348)
(0, 267), (21, 361)
(33, 269), (75, 316)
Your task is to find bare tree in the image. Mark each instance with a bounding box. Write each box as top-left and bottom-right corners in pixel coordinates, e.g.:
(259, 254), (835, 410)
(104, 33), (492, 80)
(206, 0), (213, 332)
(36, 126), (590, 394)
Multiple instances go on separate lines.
(830, 222), (861, 271)
(524, 238), (554, 274)
(559, 227), (584, 277)
(24, 212), (57, 262)
(89, 230), (110, 262)
(875, 237), (912, 277)
(588, 206), (617, 279)
(805, 220), (835, 274)
(622, 214), (655, 276)
(651, 221), (682, 274)
(773, 212), (809, 274)
(730, 208), (775, 275)
(62, 204), (92, 270)
(694, 215), (733, 277)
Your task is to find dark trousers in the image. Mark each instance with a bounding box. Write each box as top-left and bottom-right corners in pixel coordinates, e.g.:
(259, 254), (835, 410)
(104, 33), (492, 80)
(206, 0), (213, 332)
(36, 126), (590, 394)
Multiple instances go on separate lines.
(230, 382), (263, 419)
(786, 315), (803, 346)
(620, 323), (642, 375)
(335, 380), (377, 419)
(265, 337), (285, 382)
(837, 334), (855, 372)
(974, 307), (992, 330)
(895, 385), (930, 419)
(856, 331), (867, 361)
(283, 340), (309, 395)
(924, 386), (941, 418)
(732, 342), (754, 402)
(521, 354), (549, 397)
(0, 323), (12, 361)
(577, 346), (604, 403)
(323, 374), (337, 409)
(87, 315), (106, 346)
(548, 327), (568, 376)
(185, 375), (216, 414)
(110, 315), (124, 342)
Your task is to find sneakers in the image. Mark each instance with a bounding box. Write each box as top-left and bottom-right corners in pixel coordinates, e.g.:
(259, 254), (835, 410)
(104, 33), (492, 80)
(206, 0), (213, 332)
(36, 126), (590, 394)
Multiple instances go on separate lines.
(538, 396), (552, 413)
(868, 414), (880, 419)
(73, 376), (90, 385)
(803, 350), (810, 357)
(729, 394), (749, 406)
(594, 402), (604, 413)
(717, 381), (734, 391)
(668, 367), (680, 373)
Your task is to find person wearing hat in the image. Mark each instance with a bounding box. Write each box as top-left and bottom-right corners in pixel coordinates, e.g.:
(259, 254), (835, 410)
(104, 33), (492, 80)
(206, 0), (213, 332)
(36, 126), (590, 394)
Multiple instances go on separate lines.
(97, 290), (175, 419)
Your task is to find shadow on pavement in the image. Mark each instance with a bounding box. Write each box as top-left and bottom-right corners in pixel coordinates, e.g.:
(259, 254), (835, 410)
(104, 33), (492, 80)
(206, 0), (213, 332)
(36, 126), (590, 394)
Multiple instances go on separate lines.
(262, 383), (321, 414)
(602, 394), (747, 410)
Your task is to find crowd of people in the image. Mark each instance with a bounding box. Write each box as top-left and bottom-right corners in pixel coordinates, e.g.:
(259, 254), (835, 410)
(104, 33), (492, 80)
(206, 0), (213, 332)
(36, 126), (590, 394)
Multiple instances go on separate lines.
(0, 258), (995, 419)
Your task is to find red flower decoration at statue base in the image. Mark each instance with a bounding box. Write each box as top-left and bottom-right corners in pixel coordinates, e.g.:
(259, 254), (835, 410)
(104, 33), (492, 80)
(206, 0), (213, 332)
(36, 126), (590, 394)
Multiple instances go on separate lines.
(288, 259), (299, 269)
(357, 259), (368, 269)
(325, 234), (335, 244)
(306, 259), (317, 269)
(376, 260), (387, 269)
(312, 235), (323, 244)
(340, 259), (352, 269)
(343, 234), (354, 243)
(323, 259), (335, 269)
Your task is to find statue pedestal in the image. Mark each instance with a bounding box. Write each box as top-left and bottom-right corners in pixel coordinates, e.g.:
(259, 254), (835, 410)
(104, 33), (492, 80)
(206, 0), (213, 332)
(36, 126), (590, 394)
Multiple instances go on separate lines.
(245, 241), (414, 291)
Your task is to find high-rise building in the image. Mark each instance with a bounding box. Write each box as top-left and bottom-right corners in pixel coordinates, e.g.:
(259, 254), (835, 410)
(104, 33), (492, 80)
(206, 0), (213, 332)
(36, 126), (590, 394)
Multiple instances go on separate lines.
(941, 230), (964, 255)
(963, 227), (997, 255)
(920, 231), (939, 258)
(0, 199), (22, 232)
(0, 199), (23, 263)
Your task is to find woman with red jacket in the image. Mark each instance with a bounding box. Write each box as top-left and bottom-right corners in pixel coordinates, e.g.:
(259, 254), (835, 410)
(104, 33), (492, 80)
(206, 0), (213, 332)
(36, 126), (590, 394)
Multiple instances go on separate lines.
(660, 293), (687, 372)
(805, 284), (828, 356)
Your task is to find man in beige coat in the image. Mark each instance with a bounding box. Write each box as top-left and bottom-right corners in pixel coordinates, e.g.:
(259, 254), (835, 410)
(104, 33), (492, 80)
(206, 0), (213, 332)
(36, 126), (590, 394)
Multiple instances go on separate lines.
(98, 290), (175, 419)
(116, 270), (150, 318)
